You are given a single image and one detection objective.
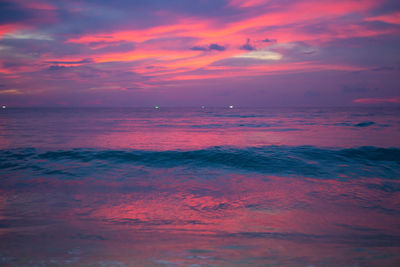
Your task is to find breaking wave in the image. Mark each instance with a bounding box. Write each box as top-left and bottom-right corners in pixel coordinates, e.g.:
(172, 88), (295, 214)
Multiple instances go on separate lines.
(1, 146), (399, 180)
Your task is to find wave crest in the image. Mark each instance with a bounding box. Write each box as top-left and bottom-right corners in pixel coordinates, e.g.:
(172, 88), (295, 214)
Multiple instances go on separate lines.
(1, 146), (399, 179)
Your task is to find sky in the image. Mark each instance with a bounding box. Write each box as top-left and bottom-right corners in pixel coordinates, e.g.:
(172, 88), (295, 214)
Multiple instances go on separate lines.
(0, 0), (399, 107)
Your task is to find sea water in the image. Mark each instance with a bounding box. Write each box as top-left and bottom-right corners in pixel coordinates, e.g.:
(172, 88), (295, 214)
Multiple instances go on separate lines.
(0, 107), (399, 266)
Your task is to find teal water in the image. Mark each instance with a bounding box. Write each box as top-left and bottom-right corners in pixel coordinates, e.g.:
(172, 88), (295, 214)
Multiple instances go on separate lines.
(0, 107), (399, 266)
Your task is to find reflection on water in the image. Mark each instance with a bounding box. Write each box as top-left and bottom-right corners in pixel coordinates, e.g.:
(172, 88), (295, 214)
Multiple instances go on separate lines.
(0, 107), (400, 266)
(0, 107), (399, 149)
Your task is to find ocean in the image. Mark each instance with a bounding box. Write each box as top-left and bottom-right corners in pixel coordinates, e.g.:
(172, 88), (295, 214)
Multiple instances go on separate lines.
(0, 107), (400, 266)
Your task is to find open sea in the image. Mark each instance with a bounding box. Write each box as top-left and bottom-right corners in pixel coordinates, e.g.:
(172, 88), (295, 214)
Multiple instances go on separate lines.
(0, 107), (400, 266)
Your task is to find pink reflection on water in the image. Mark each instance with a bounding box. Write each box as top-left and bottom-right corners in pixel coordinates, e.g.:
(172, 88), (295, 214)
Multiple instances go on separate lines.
(83, 110), (400, 149)
(1, 107), (399, 149)
(1, 173), (400, 265)
(89, 124), (400, 150)
(1, 108), (400, 265)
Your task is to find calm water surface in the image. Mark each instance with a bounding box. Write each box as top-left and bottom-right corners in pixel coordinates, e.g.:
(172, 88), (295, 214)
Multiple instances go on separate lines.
(0, 107), (400, 266)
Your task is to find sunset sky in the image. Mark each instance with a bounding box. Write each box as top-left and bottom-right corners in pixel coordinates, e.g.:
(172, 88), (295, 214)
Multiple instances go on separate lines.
(0, 0), (399, 107)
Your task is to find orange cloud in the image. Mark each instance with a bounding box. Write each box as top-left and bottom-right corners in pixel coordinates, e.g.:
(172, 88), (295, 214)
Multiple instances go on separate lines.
(365, 11), (400, 24)
(0, 24), (22, 38)
(227, 0), (268, 8)
(166, 62), (365, 81)
(353, 97), (400, 104)
(68, 19), (210, 44)
(68, 0), (381, 46)
(47, 0), (387, 85)
(21, 2), (57, 10)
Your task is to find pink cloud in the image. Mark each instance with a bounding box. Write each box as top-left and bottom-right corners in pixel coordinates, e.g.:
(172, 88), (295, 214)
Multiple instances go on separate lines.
(353, 97), (400, 104)
(57, 0), (390, 83)
(365, 11), (400, 25)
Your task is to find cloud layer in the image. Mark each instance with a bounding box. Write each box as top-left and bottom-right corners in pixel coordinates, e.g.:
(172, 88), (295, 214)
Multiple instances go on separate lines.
(0, 0), (399, 106)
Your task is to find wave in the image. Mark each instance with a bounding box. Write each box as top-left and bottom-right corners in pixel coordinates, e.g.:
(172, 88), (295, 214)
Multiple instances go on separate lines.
(1, 146), (399, 179)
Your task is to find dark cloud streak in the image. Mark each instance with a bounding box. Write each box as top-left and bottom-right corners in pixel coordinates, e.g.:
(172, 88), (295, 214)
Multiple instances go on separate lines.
(240, 38), (255, 51)
(209, 43), (226, 51)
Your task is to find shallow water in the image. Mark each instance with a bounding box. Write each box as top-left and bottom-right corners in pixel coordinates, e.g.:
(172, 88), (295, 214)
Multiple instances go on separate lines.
(0, 107), (400, 266)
